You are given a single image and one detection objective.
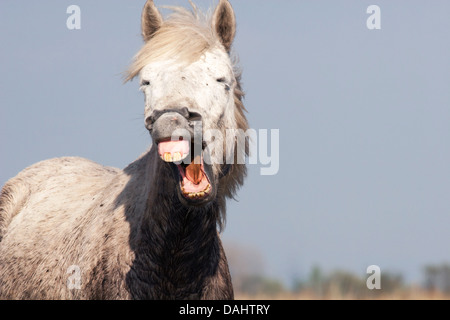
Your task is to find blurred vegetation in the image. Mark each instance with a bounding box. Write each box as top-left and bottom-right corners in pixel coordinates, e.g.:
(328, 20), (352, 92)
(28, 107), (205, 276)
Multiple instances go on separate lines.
(233, 265), (406, 299)
(225, 243), (450, 299)
(424, 263), (450, 294)
(290, 265), (404, 299)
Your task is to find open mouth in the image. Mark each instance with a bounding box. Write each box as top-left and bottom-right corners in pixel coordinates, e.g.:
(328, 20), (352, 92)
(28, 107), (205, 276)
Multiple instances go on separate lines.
(157, 140), (212, 201)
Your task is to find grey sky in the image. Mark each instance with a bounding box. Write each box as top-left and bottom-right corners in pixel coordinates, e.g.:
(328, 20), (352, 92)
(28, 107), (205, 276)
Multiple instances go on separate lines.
(1, 1), (449, 285)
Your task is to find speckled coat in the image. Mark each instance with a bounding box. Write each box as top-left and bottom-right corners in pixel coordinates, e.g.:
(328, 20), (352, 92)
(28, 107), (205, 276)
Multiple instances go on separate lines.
(0, 0), (248, 300)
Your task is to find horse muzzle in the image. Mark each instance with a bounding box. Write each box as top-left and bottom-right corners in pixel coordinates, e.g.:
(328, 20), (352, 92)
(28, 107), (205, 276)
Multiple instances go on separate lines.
(146, 108), (216, 205)
(146, 107), (198, 143)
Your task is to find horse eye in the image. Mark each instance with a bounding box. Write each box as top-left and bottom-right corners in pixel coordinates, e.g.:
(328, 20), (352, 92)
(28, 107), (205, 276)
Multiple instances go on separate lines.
(216, 77), (226, 83)
(141, 80), (151, 86)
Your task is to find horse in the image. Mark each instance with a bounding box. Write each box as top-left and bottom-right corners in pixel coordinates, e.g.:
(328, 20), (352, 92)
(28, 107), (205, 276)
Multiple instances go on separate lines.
(0, 0), (248, 300)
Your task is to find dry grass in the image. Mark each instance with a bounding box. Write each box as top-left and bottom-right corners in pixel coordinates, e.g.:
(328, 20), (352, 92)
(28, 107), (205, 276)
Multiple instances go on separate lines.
(235, 288), (450, 300)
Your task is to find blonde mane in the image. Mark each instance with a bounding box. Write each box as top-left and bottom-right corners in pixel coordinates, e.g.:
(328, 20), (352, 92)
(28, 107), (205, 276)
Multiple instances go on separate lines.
(126, 5), (220, 82)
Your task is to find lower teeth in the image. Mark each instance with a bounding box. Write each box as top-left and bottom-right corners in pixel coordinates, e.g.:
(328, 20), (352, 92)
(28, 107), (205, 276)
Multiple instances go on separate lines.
(182, 185), (211, 198)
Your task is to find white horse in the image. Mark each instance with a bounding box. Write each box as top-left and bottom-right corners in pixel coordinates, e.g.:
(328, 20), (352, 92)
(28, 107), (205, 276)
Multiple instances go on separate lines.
(0, 0), (248, 300)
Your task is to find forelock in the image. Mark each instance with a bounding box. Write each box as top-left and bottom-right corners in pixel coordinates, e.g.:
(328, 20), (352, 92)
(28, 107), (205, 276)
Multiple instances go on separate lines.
(126, 6), (221, 82)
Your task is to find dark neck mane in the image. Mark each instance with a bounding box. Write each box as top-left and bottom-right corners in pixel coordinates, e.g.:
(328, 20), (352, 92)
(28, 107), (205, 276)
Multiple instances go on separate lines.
(124, 150), (231, 299)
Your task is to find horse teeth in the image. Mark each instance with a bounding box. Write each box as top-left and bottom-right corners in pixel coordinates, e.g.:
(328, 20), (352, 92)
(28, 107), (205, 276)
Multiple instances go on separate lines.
(182, 187), (211, 199)
(164, 153), (172, 162)
(173, 152), (182, 162)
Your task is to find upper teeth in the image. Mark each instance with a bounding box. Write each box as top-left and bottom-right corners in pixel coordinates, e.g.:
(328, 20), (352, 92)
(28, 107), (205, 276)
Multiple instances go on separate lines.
(173, 152), (182, 162)
(164, 153), (172, 162)
(161, 152), (188, 163)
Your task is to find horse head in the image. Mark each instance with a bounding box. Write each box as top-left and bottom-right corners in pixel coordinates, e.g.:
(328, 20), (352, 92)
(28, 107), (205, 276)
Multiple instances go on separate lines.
(127, 0), (248, 211)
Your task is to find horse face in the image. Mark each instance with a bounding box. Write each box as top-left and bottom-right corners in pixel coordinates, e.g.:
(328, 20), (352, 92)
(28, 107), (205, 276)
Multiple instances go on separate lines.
(141, 48), (236, 205)
(141, 47), (236, 134)
(135, 1), (238, 206)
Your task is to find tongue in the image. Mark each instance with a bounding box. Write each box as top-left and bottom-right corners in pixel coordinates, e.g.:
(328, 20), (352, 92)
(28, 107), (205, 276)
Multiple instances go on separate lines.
(159, 141), (207, 187)
(185, 156), (203, 184)
(178, 155), (210, 194)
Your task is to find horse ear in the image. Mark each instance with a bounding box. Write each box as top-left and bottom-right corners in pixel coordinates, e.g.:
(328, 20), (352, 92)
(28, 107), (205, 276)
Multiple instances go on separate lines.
(212, 0), (236, 52)
(141, 0), (163, 42)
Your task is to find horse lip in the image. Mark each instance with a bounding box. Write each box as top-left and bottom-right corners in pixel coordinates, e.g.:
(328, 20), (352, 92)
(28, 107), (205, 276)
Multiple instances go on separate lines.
(156, 137), (204, 164)
(155, 137), (193, 146)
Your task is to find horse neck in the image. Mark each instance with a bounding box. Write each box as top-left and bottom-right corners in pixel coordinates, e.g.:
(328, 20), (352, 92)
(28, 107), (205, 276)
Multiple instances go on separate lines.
(143, 148), (221, 242)
(130, 149), (222, 298)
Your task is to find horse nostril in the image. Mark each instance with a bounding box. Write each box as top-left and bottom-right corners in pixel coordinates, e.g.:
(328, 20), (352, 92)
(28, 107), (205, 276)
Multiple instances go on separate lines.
(145, 116), (154, 130)
(176, 107), (202, 122)
(179, 107), (190, 119)
(188, 112), (202, 122)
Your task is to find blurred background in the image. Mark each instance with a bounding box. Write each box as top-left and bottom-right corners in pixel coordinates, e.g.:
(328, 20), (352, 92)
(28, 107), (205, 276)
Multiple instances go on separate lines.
(1, 1), (449, 299)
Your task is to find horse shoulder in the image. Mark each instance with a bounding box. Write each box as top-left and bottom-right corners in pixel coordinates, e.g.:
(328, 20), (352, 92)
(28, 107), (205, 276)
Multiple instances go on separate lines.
(0, 156), (127, 299)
